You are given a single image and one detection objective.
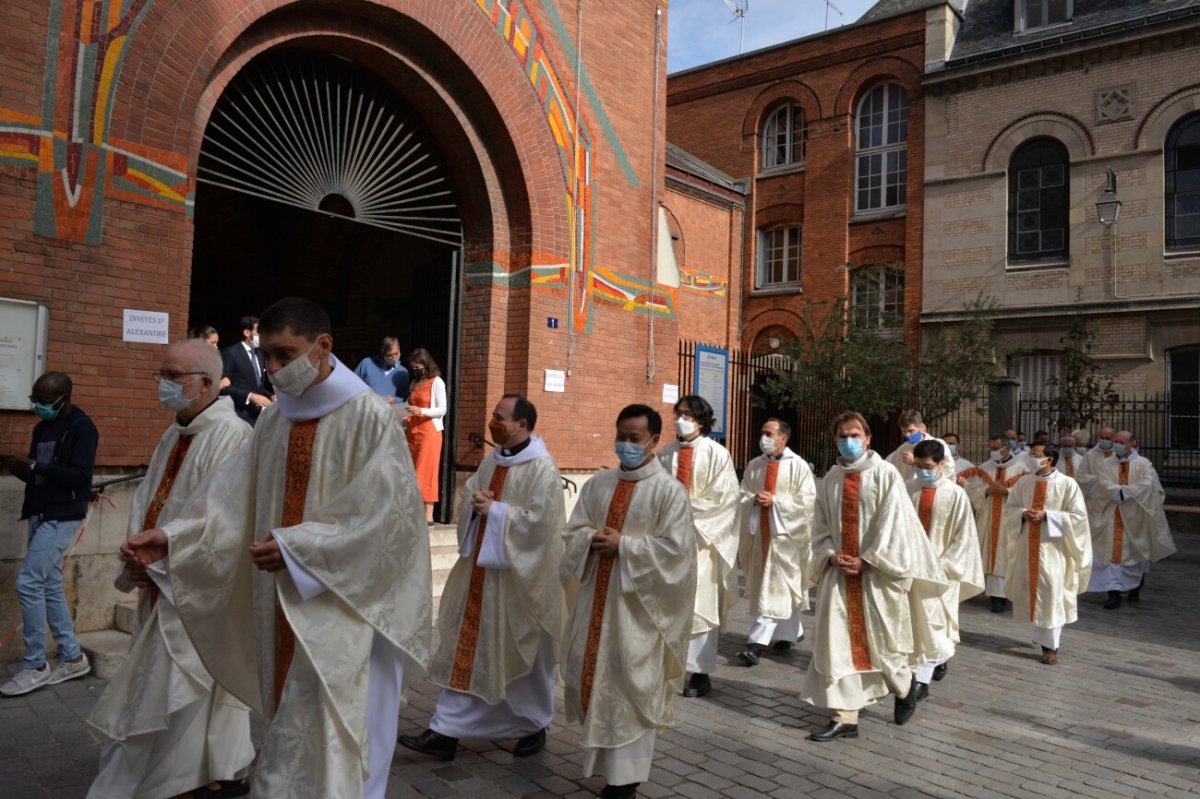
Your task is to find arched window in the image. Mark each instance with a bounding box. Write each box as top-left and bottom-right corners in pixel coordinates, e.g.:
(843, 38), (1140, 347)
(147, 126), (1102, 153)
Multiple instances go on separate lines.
(1166, 113), (1200, 252)
(1008, 137), (1069, 264)
(855, 83), (908, 213)
(762, 104), (806, 169)
(851, 264), (904, 332)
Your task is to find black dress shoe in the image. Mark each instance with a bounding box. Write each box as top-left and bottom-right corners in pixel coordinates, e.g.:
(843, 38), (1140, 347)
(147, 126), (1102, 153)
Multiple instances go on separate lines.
(932, 662), (948, 682)
(512, 728), (546, 757)
(1103, 591), (1122, 609)
(682, 672), (712, 698)
(397, 728), (458, 761)
(913, 682), (929, 702)
(807, 721), (859, 742)
(894, 675), (918, 725)
(773, 634), (803, 650)
(990, 596), (1006, 613)
(738, 643), (766, 666)
(600, 782), (639, 798)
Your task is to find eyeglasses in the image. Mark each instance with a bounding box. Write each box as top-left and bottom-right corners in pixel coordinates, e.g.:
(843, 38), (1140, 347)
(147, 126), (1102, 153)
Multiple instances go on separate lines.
(28, 393), (66, 404)
(151, 371), (205, 383)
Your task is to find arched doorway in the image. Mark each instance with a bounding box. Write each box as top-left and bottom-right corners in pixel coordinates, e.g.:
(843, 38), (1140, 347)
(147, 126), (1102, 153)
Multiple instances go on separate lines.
(190, 47), (465, 519)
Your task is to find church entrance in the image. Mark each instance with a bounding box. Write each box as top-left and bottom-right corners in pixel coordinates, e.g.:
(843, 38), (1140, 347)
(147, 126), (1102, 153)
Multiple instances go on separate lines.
(189, 48), (465, 521)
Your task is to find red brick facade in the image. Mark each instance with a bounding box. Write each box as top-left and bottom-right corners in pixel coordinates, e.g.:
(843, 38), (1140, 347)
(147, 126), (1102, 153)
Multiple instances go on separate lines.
(0, 0), (716, 478)
(666, 10), (928, 355)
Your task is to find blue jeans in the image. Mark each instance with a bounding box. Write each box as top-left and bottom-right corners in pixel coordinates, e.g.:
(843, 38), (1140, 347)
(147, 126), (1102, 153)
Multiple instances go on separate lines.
(15, 516), (83, 669)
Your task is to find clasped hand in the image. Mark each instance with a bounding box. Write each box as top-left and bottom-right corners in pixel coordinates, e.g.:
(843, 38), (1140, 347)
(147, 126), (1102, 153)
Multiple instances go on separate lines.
(830, 553), (866, 576)
(1022, 508), (1046, 522)
(471, 489), (495, 516)
(754, 490), (774, 508)
(591, 526), (621, 557)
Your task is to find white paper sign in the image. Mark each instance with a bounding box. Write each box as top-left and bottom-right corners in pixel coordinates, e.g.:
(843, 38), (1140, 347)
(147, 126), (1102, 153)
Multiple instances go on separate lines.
(123, 309), (170, 344)
(544, 369), (566, 393)
(662, 383), (679, 404)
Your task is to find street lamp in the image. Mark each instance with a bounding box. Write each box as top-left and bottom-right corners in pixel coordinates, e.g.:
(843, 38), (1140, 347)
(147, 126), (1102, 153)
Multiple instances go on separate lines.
(1096, 167), (1122, 228)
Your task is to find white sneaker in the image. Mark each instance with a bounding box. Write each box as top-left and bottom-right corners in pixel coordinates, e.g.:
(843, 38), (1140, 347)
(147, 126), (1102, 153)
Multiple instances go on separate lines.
(0, 665), (52, 696)
(47, 654), (90, 685)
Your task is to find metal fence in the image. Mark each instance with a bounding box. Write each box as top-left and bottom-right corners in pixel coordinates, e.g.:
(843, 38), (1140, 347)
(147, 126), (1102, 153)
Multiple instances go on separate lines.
(926, 390), (991, 466)
(1019, 394), (1199, 487)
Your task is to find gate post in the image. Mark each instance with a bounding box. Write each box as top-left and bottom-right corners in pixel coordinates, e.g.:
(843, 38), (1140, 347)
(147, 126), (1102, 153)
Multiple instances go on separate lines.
(989, 376), (1021, 437)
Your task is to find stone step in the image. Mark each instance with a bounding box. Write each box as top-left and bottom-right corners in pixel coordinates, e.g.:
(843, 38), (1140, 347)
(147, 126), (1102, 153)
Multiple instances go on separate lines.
(431, 543), (460, 573)
(429, 524), (457, 548)
(78, 630), (131, 680)
(114, 598), (138, 635)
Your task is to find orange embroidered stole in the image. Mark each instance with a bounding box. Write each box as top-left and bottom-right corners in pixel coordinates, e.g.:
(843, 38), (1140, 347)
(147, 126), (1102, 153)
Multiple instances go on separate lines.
(759, 460), (780, 578)
(676, 446), (694, 496)
(580, 478), (638, 717)
(1026, 479), (1049, 621)
(274, 418), (320, 710)
(987, 466), (1007, 574)
(1065, 456), (1074, 478)
(917, 486), (937, 535)
(448, 465), (510, 691)
(840, 472), (872, 672)
(141, 435), (195, 607)
(1111, 461), (1130, 564)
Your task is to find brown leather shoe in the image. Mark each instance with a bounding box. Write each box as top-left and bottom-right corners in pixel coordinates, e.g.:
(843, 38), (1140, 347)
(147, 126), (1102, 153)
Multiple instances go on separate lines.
(1040, 647), (1058, 665)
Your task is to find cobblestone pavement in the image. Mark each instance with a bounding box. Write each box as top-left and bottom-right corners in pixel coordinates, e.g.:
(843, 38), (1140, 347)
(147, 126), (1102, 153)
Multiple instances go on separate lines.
(4, 535), (1199, 798)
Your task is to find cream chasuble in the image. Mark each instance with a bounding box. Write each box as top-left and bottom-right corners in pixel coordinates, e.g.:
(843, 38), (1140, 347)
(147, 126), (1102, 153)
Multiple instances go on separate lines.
(1001, 471), (1092, 629)
(1055, 451), (1083, 480)
(800, 452), (946, 709)
(1075, 447), (1114, 501)
(560, 458), (696, 752)
(88, 397), (253, 799)
(886, 435), (955, 481)
(953, 455), (975, 475)
(909, 480), (984, 655)
(1084, 453), (1175, 571)
(429, 436), (565, 708)
(738, 447), (815, 620)
(657, 436), (739, 634)
(960, 457), (1029, 581)
(159, 358), (432, 799)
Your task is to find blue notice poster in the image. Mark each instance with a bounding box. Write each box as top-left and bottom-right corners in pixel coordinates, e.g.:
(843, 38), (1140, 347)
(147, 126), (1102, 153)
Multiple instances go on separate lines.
(693, 345), (729, 437)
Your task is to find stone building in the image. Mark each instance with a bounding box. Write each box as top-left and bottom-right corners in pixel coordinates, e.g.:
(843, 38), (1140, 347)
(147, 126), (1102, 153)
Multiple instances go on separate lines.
(922, 0), (1200, 443)
(0, 0), (744, 657)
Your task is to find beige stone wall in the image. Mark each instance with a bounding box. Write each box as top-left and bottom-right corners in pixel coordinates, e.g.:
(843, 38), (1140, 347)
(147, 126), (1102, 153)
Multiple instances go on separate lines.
(923, 36), (1200, 393)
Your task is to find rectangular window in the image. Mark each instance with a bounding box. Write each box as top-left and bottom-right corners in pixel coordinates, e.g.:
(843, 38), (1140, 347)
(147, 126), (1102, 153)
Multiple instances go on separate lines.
(851, 266), (904, 330)
(1169, 348), (1200, 450)
(756, 226), (802, 288)
(1016, 0), (1072, 32)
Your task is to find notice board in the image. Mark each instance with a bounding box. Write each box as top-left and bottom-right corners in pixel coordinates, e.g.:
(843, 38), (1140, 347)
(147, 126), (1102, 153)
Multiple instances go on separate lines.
(0, 299), (50, 411)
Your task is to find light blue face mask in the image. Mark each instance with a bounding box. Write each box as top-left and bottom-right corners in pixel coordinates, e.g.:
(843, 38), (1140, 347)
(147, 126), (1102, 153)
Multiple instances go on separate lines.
(1113, 443), (1128, 458)
(1008, 438), (1018, 451)
(615, 441), (647, 469)
(33, 396), (65, 421)
(947, 444), (959, 457)
(158, 376), (201, 413)
(837, 436), (864, 461)
(1098, 439), (1114, 451)
(916, 467), (939, 485)
(905, 431), (923, 445)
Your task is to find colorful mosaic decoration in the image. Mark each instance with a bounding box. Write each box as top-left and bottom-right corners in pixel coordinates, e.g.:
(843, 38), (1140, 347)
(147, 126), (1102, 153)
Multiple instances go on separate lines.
(680, 268), (728, 297)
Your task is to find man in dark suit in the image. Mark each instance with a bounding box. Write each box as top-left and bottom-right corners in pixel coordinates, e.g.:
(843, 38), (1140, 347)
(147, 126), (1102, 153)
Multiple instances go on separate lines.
(221, 315), (273, 425)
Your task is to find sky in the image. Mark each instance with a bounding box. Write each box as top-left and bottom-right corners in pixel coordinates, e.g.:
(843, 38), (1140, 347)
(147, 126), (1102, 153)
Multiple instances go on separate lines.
(667, 0), (883, 74)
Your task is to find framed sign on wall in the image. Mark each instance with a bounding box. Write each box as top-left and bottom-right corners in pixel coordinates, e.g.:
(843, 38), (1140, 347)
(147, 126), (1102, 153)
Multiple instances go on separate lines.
(0, 299), (50, 411)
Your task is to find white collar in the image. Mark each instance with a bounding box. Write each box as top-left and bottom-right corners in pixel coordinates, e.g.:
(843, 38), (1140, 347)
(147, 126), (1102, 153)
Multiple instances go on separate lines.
(493, 436), (550, 467)
(173, 396), (238, 436)
(274, 355), (370, 421)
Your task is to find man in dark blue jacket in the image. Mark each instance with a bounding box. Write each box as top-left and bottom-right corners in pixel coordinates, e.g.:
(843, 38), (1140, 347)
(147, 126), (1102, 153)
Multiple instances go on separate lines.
(0, 372), (97, 696)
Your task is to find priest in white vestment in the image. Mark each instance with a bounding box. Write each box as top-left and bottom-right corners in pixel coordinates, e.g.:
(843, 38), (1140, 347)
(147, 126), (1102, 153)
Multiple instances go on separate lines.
(399, 394), (565, 759)
(960, 433), (1029, 613)
(736, 419), (814, 667)
(1054, 431), (1083, 480)
(907, 439), (984, 699)
(885, 410), (955, 481)
(1001, 445), (1091, 665)
(123, 299), (431, 799)
(561, 404), (695, 799)
(657, 394), (738, 699)
(800, 412), (947, 742)
(941, 432), (974, 475)
(89, 341), (254, 799)
(1084, 431), (1175, 609)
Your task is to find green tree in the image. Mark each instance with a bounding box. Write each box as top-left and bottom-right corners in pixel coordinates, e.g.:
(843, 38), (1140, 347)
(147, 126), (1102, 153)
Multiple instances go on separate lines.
(1042, 317), (1117, 431)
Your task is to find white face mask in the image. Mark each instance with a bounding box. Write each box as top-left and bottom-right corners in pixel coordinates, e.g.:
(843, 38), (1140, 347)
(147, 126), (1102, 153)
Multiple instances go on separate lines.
(251, 334), (260, 348)
(989, 450), (1003, 462)
(675, 418), (697, 439)
(271, 341), (321, 397)
(157, 376), (201, 413)
(759, 435), (778, 455)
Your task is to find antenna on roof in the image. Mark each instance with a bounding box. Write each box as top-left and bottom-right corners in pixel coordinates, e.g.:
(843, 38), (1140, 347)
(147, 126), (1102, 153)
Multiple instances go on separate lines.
(823, 0), (843, 31)
(722, 0), (749, 54)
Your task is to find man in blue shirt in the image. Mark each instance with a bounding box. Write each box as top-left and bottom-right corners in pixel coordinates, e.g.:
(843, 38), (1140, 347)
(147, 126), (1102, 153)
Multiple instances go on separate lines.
(354, 336), (410, 404)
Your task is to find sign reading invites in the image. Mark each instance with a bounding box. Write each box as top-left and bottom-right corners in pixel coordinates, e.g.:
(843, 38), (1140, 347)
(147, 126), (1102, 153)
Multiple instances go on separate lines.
(122, 309), (170, 344)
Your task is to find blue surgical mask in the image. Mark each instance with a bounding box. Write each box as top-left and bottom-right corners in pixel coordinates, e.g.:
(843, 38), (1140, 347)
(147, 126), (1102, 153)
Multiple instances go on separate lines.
(916, 467), (939, 485)
(1098, 439), (1113, 452)
(947, 444), (959, 457)
(905, 431), (923, 445)
(1114, 443), (1128, 458)
(837, 436), (864, 461)
(1008, 438), (1018, 451)
(33, 398), (64, 421)
(615, 441), (647, 469)
(158, 376), (201, 413)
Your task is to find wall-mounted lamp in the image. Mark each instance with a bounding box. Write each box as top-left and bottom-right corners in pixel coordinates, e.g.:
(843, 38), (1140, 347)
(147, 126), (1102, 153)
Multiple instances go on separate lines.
(1096, 167), (1122, 228)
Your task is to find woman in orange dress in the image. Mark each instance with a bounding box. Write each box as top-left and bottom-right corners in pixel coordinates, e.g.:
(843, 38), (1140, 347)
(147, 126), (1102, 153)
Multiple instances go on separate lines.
(405, 348), (446, 524)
